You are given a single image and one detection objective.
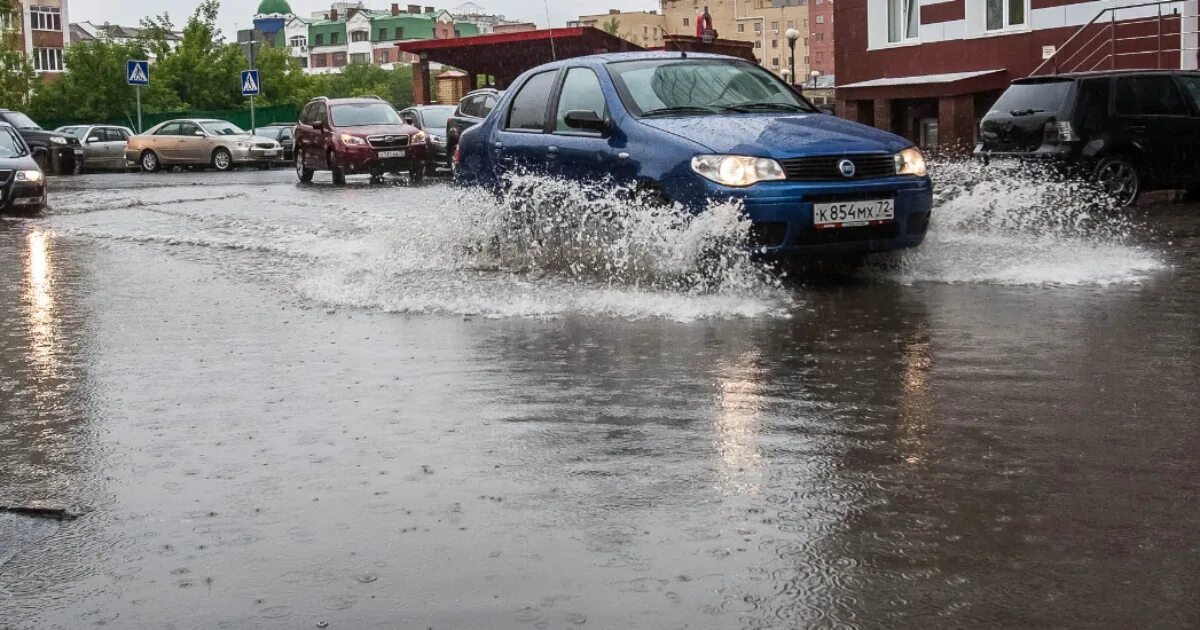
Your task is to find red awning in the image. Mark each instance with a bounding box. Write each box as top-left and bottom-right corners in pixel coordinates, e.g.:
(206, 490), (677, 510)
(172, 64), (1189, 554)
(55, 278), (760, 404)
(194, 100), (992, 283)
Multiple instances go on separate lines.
(396, 27), (644, 84)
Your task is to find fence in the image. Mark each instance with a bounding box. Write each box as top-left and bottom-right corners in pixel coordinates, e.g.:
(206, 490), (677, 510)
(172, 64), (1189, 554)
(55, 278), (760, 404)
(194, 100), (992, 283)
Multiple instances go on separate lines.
(40, 104), (299, 133)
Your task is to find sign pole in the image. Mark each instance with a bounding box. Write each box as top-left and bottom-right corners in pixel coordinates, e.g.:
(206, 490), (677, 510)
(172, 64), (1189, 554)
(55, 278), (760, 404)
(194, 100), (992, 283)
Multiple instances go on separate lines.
(135, 85), (143, 133)
(250, 95), (256, 136)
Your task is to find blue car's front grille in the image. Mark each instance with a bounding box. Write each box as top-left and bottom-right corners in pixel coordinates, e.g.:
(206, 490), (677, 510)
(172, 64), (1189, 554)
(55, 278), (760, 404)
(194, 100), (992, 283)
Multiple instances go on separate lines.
(779, 155), (897, 181)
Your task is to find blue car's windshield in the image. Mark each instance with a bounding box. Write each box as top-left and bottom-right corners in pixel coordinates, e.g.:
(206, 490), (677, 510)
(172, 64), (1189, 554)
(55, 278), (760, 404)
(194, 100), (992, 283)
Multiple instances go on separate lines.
(607, 58), (817, 117)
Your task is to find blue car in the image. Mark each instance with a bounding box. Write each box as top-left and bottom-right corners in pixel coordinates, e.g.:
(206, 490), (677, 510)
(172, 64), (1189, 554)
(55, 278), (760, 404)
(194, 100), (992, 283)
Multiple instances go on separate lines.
(454, 52), (932, 257)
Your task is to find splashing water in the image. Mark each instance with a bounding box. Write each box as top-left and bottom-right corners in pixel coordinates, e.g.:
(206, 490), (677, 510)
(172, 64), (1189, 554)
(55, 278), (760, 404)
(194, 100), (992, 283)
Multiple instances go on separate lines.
(295, 174), (791, 320)
(867, 159), (1167, 285)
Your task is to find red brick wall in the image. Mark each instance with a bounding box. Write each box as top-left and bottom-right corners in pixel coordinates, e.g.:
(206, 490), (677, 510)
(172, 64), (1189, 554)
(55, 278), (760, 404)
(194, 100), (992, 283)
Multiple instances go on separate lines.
(834, 0), (1185, 86)
(809, 0), (835, 76)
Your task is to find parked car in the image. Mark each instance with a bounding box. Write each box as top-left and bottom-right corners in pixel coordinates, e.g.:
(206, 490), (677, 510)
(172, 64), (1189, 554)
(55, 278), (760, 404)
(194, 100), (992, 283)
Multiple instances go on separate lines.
(0, 122), (47, 212)
(254, 124), (296, 161)
(0, 109), (82, 174)
(399, 104), (456, 172)
(976, 70), (1200, 206)
(126, 119), (283, 172)
(454, 52), (932, 258)
(294, 96), (428, 185)
(56, 125), (135, 171)
(446, 88), (500, 169)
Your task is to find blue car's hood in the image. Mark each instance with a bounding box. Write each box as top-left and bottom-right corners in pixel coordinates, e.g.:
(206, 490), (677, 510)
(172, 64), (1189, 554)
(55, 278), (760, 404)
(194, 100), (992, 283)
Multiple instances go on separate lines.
(636, 113), (911, 157)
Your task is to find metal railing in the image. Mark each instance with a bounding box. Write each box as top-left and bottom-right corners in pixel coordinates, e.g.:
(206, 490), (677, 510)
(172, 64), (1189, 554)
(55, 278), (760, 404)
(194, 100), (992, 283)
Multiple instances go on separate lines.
(1030, 0), (1199, 75)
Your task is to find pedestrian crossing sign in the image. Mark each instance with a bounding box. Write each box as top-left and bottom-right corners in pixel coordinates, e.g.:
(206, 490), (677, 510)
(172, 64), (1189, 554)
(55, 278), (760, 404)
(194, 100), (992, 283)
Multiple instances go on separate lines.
(126, 60), (149, 86)
(241, 70), (261, 96)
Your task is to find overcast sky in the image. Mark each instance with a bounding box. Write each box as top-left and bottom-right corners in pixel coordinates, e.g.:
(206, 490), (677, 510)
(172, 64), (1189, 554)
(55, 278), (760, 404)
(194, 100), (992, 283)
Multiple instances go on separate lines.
(70, 0), (661, 36)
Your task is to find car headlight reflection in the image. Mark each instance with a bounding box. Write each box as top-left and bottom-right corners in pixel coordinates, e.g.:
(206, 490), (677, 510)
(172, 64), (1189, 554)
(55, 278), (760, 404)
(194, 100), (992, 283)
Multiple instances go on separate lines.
(430, 134), (445, 145)
(691, 155), (786, 187)
(16, 170), (43, 182)
(895, 148), (927, 177)
(412, 131), (427, 145)
(340, 134), (367, 146)
(49, 136), (68, 145)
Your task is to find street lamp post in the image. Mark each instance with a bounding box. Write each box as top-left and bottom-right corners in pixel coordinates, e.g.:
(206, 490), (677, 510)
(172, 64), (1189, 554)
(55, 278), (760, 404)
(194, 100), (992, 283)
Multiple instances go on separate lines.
(785, 28), (800, 87)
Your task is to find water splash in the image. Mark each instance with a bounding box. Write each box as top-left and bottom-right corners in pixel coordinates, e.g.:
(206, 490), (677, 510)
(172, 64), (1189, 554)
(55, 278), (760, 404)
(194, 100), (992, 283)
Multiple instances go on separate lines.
(296, 175), (791, 320)
(868, 159), (1166, 285)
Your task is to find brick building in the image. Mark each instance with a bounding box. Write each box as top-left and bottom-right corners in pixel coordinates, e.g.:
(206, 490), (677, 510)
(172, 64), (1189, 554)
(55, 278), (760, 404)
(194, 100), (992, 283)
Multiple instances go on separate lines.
(659, 0), (814, 82)
(574, 9), (668, 48)
(5, 0), (71, 81)
(835, 0), (1200, 150)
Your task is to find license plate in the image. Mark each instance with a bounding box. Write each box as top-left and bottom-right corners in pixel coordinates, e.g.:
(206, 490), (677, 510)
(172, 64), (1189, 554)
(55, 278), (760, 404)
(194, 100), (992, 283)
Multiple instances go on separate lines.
(813, 199), (894, 229)
(378, 150), (405, 158)
(263, 150), (278, 157)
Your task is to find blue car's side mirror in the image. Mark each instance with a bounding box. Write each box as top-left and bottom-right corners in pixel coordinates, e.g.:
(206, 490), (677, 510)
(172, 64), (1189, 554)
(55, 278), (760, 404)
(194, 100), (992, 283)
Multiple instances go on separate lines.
(564, 110), (610, 136)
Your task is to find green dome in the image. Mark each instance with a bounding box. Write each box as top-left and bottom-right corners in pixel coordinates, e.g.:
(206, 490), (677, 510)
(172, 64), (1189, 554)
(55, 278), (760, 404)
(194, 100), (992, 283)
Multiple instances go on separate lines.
(255, 0), (293, 16)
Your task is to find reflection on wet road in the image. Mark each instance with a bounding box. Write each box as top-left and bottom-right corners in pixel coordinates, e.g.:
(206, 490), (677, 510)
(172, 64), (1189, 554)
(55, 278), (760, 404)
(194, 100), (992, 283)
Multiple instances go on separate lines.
(1, 170), (1198, 628)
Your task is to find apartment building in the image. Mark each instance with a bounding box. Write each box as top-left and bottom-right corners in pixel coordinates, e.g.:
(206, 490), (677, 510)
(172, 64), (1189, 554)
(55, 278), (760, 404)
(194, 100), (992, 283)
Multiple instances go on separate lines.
(575, 9), (668, 48)
(835, 0), (1199, 149)
(660, 0), (812, 81)
(250, 1), (483, 74)
(4, 0), (71, 80)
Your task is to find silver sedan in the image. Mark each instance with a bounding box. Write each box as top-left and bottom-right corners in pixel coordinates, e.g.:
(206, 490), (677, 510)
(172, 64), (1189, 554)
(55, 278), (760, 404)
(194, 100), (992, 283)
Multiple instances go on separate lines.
(125, 119), (283, 172)
(55, 125), (135, 171)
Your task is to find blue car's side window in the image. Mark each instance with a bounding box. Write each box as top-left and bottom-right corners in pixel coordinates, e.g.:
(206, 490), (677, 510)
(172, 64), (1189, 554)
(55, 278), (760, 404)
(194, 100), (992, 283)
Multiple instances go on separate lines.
(505, 70), (558, 132)
(554, 68), (608, 135)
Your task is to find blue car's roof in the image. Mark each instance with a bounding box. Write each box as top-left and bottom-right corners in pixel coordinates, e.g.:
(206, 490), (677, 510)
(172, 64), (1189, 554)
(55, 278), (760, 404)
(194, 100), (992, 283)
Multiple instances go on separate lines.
(534, 51), (748, 70)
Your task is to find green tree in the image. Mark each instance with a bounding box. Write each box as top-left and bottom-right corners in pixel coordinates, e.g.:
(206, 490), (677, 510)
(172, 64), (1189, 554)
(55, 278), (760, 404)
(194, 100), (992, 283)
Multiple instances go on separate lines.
(601, 18), (621, 36)
(137, 12), (178, 62)
(254, 45), (313, 107)
(29, 40), (183, 126)
(0, 0), (36, 110)
(154, 0), (245, 110)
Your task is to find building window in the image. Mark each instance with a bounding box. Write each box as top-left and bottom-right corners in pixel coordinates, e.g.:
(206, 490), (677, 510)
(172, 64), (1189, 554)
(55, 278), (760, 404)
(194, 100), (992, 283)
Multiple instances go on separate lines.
(772, 57), (780, 66)
(754, 22), (762, 32)
(289, 35), (307, 48)
(29, 6), (61, 31)
(738, 23), (745, 32)
(787, 20), (795, 28)
(772, 39), (779, 48)
(330, 32), (340, 45)
(34, 47), (63, 71)
(887, 0), (919, 42)
(332, 52), (347, 66)
(351, 30), (368, 42)
(987, 0), (1027, 30)
(754, 40), (762, 48)
(350, 52), (369, 64)
(314, 34), (324, 46)
(378, 28), (388, 40)
(771, 21), (779, 30)
(816, 15), (825, 24)
(683, 17), (690, 26)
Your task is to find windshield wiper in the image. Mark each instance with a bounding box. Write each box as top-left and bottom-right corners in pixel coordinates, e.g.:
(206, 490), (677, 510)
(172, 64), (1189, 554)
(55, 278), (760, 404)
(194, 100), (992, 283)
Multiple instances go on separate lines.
(723, 102), (811, 113)
(640, 106), (720, 117)
(1009, 108), (1045, 117)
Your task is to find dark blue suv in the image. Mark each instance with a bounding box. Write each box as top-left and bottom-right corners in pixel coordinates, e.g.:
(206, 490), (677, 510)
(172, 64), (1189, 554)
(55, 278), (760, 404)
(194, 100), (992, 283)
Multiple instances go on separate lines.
(455, 52), (933, 257)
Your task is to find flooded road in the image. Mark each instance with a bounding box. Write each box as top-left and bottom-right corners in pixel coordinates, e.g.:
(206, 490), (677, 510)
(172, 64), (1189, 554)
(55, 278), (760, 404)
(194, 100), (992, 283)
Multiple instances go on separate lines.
(2, 168), (1198, 628)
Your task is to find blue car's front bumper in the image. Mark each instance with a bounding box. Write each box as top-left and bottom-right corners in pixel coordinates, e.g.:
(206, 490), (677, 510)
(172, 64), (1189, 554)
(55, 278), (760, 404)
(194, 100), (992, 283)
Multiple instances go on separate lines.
(678, 175), (934, 257)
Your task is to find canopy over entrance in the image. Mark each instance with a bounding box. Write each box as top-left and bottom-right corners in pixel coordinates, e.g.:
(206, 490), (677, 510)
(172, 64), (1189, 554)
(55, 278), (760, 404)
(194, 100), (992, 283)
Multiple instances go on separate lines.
(397, 27), (644, 103)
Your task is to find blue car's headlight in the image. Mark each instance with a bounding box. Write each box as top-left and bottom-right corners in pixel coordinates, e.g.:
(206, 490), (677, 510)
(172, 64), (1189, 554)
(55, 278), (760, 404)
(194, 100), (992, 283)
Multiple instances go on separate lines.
(895, 148), (927, 177)
(691, 155), (786, 187)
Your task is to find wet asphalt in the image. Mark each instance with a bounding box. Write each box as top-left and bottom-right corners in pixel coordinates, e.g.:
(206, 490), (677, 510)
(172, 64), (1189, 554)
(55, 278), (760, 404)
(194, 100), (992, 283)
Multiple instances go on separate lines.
(1, 169), (1198, 629)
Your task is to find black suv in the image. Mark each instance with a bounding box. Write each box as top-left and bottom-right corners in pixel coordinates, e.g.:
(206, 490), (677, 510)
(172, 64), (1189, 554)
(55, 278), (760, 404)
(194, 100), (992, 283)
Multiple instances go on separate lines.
(977, 71), (1200, 206)
(0, 109), (83, 175)
(446, 88), (501, 167)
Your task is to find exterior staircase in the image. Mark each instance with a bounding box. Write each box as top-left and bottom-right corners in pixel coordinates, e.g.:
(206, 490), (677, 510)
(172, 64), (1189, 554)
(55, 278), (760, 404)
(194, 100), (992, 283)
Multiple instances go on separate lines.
(1031, 0), (1198, 76)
